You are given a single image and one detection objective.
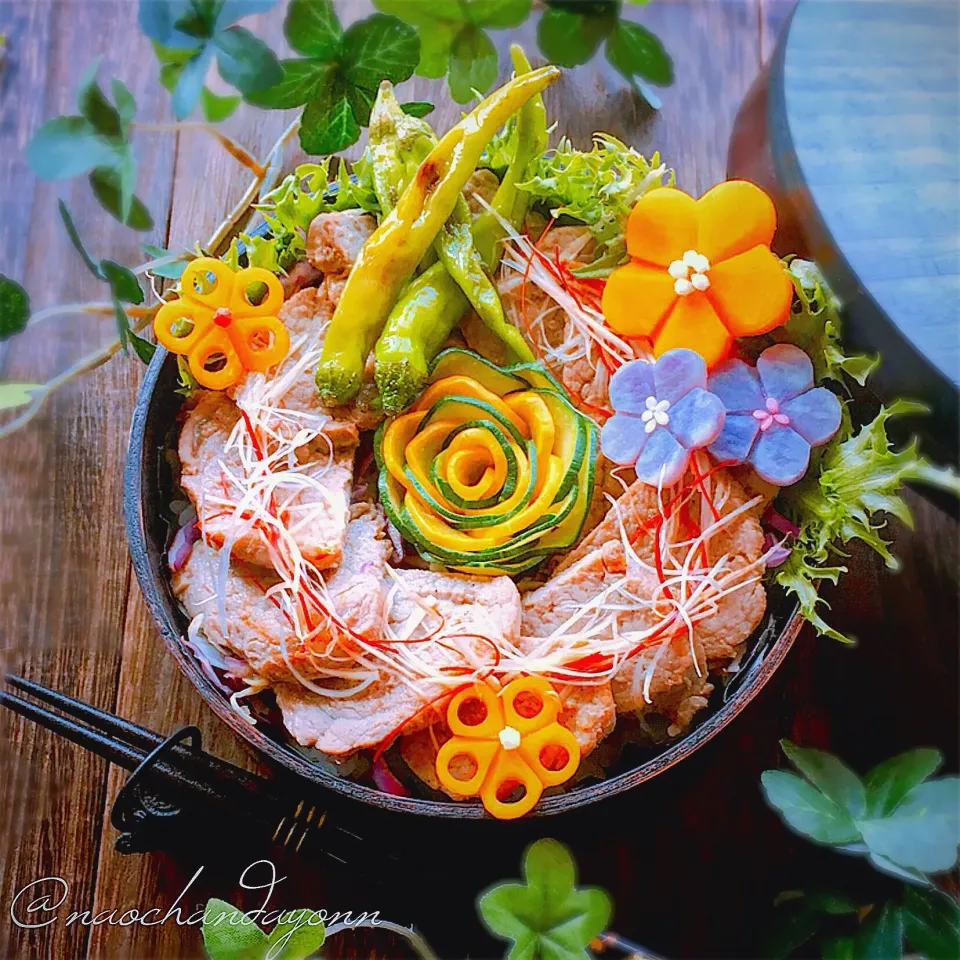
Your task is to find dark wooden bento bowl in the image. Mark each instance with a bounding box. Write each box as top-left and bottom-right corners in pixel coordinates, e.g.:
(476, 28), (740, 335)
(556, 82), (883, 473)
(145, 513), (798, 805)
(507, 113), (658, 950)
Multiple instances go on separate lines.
(125, 347), (804, 818)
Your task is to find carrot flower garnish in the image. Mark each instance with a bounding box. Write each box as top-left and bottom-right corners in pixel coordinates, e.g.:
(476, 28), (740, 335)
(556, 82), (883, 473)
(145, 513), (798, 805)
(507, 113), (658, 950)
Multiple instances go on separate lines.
(601, 180), (794, 368)
(154, 257), (289, 390)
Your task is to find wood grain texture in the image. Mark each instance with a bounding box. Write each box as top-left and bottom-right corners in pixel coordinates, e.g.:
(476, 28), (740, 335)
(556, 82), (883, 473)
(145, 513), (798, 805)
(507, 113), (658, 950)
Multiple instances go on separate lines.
(1, 2), (957, 958)
(0, 2), (176, 958)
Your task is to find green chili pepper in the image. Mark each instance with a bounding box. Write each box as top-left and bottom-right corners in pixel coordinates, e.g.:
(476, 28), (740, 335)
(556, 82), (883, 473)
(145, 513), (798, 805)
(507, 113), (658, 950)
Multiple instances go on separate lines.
(315, 65), (560, 407)
(473, 45), (550, 270)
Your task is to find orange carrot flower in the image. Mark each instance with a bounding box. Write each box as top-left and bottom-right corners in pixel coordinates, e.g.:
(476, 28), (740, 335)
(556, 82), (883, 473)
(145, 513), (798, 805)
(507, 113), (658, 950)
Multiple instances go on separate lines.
(154, 257), (289, 390)
(435, 677), (581, 819)
(601, 180), (794, 369)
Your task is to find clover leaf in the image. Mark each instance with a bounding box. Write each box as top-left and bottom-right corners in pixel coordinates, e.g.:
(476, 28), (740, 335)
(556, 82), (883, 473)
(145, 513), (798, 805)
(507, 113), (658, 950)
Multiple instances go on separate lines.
(57, 201), (152, 362)
(264, 909), (325, 960)
(478, 838), (612, 959)
(202, 898), (269, 960)
(762, 741), (960, 883)
(375, 0), (530, 103)
(247, 0), (420, 154)
(27, 61), (154, 228)
(200, 900), (325, 960)
(538, 2), (618, 68)
(139, 0), (282, 119)
(0, 275), (30, 341)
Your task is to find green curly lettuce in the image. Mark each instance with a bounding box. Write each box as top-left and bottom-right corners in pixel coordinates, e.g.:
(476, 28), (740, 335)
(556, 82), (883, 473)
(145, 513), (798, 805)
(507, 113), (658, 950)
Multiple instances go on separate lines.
(781, 258), (880, 387)
(518, 133), (674, 276)
(775, 261), (960, 642)
(248, 158), (381, 272)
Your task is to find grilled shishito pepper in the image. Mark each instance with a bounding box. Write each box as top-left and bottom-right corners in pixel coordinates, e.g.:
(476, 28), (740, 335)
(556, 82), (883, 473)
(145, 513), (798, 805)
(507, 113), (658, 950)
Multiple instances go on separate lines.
(374, 47), (549, 413)
(315, 64), (560, 407)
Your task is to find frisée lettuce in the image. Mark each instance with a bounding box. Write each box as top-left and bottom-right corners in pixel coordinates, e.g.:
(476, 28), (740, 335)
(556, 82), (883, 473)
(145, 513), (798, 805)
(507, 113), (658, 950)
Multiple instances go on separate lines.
(518, 134), (673, 276)
(775, 261), (960, 642)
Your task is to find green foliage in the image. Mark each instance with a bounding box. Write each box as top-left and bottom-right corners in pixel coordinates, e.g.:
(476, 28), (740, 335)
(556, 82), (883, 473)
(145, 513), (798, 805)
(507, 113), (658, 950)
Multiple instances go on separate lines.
(0, 275), (30, 340)
(478, 838), (612, 959)
(247, 0), (420, 155)
(538, 0), (672, 107)
(138, 0), (282, 120)
(250, 159), (380, 271)
(201, 899), (325, 960)
(767, 887), (959, 959)
(519, 134), (672, 274)
(375, 0), (531, 103)
(774, 260), (960, 641)
(57, 201), (153, 363)
(0, 383), (42, 412)
(762, 741), (959, 882)
(27, 61), (152, 228)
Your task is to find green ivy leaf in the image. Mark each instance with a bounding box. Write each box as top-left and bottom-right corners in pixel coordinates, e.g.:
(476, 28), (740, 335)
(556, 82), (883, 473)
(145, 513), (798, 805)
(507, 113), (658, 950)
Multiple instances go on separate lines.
(401, 100), (435, 117)
(764, 902), (824, 959)
(202, 898), (269, 960)
(606, 19), (673, 86)
(478, 838), (612, 960)
(466, 0), (532, 28)
(373, 0), (463, 24)
(902, 886), (960, 960)
(864, 748), (942, 818)
(285, 0), (342, 59)
(111, 79), (137, 131)
(342, 13), (420, 90)
(111, 295), (130, 352)
(143, 0), (281, 114)
(0, 275), (30, 340)
(89, 168), (154, 230)
(201, 87), (242, 122)
(854, 902), (904, 960)
(101, 260), (145, 305)
(27, 116), (117, 180)
(215, 26), (283, 93)
(448, 24), (497, 102)
(820, 933), (856, 960)
(58, 200), (102, 279)
(77, 59), (124, 139)
(245, 59), (332, 108)
(538, 7), (613, 67)
(173, 47), (214, 119)
(300, 83), (360, 155)
(760, 771), (861, 845)
(782, 740), (867, 818)
(264, 909), (325, 960)
(0, 383), (42, 411)
(417, 23), (457, 77)
(856, 778), (960, 874)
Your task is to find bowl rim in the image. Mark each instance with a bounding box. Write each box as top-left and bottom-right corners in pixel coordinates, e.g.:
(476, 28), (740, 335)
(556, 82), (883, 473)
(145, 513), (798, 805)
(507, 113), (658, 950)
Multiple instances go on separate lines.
(125, 346), (803, 819)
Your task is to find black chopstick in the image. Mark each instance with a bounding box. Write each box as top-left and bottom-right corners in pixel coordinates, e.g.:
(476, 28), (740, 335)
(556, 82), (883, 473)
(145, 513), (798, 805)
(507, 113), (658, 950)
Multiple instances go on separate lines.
(6, 674), (163, 753)
(1, 689), (147, 770)
(2, 676), (388, 870)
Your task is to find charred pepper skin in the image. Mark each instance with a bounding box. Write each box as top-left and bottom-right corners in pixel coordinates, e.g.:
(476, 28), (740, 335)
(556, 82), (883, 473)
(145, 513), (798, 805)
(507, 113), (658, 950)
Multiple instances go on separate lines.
(374, 50), (548, 412)
(315, 65), (560, 407)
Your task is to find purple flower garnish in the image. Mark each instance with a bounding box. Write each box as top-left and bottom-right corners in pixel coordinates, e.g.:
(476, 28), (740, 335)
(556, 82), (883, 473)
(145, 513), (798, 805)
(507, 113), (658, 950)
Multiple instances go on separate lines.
(601, 348), (726, 486)
(707, 343), (842, 486)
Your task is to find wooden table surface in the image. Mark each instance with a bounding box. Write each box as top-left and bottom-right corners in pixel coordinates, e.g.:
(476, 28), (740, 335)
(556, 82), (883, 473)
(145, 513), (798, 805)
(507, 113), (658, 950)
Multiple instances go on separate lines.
(1, 2), (956, 958)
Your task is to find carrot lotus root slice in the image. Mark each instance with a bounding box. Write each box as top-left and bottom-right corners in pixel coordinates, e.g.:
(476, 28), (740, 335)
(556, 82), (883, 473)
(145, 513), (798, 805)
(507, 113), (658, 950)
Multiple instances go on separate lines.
(601, 260), (678, 338)
(625, 187), (699, 266)
(653, 295), (732, 369)
(695, 179), (777, 263)
(707, 245), (794, 337)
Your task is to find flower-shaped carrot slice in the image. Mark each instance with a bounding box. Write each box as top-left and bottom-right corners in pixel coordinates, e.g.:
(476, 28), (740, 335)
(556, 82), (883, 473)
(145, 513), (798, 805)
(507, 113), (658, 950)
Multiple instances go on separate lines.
(436, 676), (581, 820)
(154, 258), (289, 390)
(602, 180), (794, 369)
